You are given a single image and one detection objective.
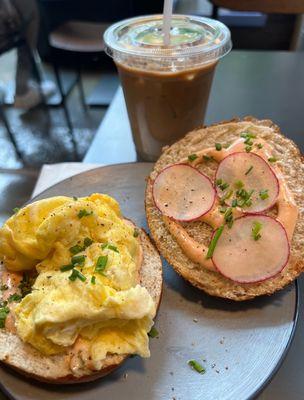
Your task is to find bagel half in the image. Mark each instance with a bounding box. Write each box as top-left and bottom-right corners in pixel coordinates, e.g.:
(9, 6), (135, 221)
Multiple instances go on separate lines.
(0, 228), (162, 383)
(145, 117), (304, 301)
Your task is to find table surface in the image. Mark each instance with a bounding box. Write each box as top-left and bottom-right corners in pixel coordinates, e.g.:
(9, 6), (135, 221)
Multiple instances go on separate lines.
(84, 50), (304, 399)
(1, 164), (298, 400)
(85, 50), (304, 164)
(0, 50), (303, 399)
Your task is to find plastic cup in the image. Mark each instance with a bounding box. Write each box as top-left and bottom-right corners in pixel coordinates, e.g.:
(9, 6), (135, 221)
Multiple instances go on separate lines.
(104, 15), (232, 161)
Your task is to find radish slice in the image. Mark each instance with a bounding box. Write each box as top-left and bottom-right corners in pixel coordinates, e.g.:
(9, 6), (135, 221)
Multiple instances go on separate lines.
(215, 152), (279, 213)
(212, 215), (290, 283)
(153, 163), (215, 221)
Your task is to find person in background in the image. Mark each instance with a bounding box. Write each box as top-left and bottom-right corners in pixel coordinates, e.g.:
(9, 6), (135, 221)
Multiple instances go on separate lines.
(13, 0), (55, 109)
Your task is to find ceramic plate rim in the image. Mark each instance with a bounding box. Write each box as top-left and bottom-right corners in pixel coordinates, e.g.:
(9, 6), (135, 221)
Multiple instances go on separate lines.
(0, 162), (299, 400)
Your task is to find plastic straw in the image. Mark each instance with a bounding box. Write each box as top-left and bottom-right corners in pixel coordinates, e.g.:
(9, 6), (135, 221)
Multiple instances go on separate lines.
(162, 0), (173, 45)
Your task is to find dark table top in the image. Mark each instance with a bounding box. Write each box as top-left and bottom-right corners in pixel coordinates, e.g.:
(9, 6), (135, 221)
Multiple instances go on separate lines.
(0, 50), (303, 400)
(85, 50), (304, 164)
(84, 50), (304, 400)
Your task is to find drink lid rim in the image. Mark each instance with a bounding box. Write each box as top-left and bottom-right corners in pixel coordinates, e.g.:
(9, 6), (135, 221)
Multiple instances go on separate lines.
(104, 14), (232, 60)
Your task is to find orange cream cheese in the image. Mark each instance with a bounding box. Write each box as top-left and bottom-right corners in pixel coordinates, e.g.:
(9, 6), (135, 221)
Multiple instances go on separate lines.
(162, 136), (298, 272)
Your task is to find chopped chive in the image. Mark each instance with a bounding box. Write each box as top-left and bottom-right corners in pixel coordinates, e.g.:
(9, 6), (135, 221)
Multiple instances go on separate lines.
(148, 326), (159, 338)
(76, 270), (86, 282)
(95, 255), (108, 274)
(68, 270), (78, 281)
(236, 188), (254, 207)
(224, 208), (233, 217)
(101, 243), (119, 253)
(227, 220), (233, 229)
(215, 143), (222, 151)
(222, 189), (233, 201)
(69, 269), (86, 282)
(188, 359), (206, 374)
(259, 189), (269, 200)
(206, 225), (224, 259)
(203, 154), (213, 162)
(70, 238), (93, 255)
(84, 237), (93, 248)
(188, 154), (198, 162)
(245, 199), (252, 207)
(224, 208), (233, 228)
(71, 255), (86, 267)
(244, 189), (254, 206)
(91, 276), (96, 285)
(133, 228), (139, 238)
(244, 137), (253, 145)
(0, 321), (7, 329)
(219, 182), (229, 191)
(240, 132), (256, 139)
(245, 166), (253, 175)
(0, 306), (9, 314)
(13, 207), (20, 214)
(219, 206), (227, 214)
(257, 143), (263, 149)
(252, 221), (262, 241)
(234, 180), (244, 189)
(108, 244), (119, 253)
(223, 143), (231, 149)
(8, 293), (22, 303)
(0, 306), (9, 328)
(78, 209), (93, 218)
(236, 188), (249, 199)
(73, 196), (78, 201)
(231, 199), (238, 208)
(60, 264), (74, 272)
(69, 244), (83, 255)
(0, 320), (8, 329)
(245, 145), (252, 153)
(0, 285), (8, 291)
(268, 157), (277, 163)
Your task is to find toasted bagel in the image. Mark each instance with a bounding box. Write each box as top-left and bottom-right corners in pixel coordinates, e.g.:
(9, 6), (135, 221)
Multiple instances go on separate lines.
(0, 228), (162, 383)
(145, 117), (304, 301)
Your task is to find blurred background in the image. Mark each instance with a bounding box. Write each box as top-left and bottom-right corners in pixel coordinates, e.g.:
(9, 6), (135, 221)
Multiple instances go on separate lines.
(0, 0), (303, 170)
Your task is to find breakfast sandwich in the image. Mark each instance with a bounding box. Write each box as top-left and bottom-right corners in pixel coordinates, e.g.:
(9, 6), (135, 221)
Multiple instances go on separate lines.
(0, 193), (162, 383)
(145, 117), (304, 301)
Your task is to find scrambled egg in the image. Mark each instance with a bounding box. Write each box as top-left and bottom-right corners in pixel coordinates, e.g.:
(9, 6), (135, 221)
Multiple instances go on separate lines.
(0, 194), (156, 369)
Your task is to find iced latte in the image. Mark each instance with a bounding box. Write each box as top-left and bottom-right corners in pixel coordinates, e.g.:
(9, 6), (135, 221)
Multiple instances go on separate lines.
(104, 15), (231, 161)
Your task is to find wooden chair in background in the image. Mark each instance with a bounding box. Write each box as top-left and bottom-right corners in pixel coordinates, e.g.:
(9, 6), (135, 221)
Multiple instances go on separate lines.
(211, 0), (304, 49)
(49, 21), (109, 114)
(46, 21), (110, 157)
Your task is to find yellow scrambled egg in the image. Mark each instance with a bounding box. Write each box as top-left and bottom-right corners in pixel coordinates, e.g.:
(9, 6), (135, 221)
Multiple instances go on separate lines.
(0, 194), (156, 368)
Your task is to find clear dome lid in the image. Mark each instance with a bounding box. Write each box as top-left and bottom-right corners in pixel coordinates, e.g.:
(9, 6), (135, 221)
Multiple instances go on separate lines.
(104, 14), (232, 63)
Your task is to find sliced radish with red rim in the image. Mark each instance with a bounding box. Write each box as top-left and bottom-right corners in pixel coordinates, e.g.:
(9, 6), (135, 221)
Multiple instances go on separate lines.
(153, 163), (216, 221)
(212, 215), (290, 283)
(215, 152), (279, 213)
